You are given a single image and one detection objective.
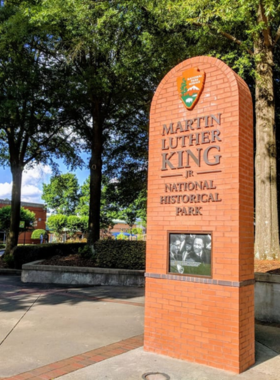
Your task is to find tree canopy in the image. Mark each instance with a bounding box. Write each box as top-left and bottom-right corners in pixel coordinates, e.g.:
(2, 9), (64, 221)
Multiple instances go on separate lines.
(0, 1), (82, 254)
(1, 0), (279, 258)
(42, 173), (80, 216)
(26, 0), (192, 245)
(0, 206), (35, 234)
(47, 214), (67, 240)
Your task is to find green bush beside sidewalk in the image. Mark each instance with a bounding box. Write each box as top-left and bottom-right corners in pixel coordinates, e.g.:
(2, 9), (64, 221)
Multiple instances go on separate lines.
(12, 240), (146, 270)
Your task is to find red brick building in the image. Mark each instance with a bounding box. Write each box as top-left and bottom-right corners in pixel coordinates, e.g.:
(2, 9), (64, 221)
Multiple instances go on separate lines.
(110, 219), (138, 234)
(0, 199), (47, 244)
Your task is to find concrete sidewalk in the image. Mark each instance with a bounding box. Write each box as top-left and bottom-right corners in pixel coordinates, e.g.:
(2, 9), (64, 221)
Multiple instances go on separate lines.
(56, 343), (280, 380)
(0, 275), (144, 378)
(0, 274), (280, 380)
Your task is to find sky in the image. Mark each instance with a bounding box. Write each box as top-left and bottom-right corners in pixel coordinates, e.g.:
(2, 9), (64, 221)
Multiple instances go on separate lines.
(0, 153), (90, 204)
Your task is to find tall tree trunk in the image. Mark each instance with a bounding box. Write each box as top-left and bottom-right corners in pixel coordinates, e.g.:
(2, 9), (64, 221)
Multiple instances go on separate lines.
(88, 108), (103, 246)
(5, 166), (23, 255)
(254, 28), (280, 259)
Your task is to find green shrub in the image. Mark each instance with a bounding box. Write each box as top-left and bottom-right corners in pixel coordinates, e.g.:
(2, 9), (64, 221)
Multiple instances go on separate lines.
(78, 245), (94, 260)
(13, 240), (146, 270)
(3, 254), (15, 268)
(137, 234), (144, 241)
(130, 227), (143, 235)
(13, 242), (86, 269)
(0, 244), (5, 249)
(94, 240), (145, 270)
(31, 229), (46, 239)
(116, 232), (128, 240)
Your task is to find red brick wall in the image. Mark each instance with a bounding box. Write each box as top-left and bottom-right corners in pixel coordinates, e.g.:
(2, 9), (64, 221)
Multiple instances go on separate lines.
(110, 223), (137, 233)
(0, 201), (46, 244)
(144, 56), (254, 373)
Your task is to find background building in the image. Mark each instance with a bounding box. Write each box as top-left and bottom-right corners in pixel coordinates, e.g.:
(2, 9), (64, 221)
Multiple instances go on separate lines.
(0, 199), (46, 244)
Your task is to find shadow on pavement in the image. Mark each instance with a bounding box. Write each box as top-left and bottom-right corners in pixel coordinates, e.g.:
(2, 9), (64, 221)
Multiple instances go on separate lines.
(0, 274), (145, 313)
(2, 274), (280, 373)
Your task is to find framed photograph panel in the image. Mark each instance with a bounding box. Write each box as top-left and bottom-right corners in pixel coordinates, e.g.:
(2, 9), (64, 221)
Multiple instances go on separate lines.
(168, 232), (212, 277)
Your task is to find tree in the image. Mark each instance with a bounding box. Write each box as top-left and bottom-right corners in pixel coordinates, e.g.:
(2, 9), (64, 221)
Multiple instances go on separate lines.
(0, 2), (81, 254)
(47, 214), (67, 241)
(42, 174), (80, 216)
(79, 216), (89, 239)
(121, 204), (138, 240)
(76, 176), (117, 232)
(31, 0), (191, 246)
(31, 229), (46, 239)
(146, 0), (280, 259)
(66, 215), (80, 236)
(0, 206), (35, 234)
(66, 215), (88, 239)
(75, 177), (91, 218)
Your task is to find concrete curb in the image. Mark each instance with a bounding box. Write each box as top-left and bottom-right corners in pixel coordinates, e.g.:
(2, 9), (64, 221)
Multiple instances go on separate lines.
(0, 268), (21, 275)
(21, 260), (145, 287)
(255, 272), (280, 323)
(255, 272), (280, 283)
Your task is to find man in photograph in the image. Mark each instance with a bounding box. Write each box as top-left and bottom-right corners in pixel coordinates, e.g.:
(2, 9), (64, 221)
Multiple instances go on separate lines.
(170, 238), (183, 260)
(182, 238), (193, 261)
(186, 236), (211, 264)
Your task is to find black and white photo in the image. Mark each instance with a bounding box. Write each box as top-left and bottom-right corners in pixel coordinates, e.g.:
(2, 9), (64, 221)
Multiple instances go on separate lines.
(169, 232), (212, 276)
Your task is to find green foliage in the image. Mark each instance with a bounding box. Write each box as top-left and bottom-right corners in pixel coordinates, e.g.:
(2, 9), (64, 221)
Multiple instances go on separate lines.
(13, 240), (145, 270)
(94, 240), (145, 270)
(78, 245), (94, 260)
(42, 174), (80, 215)
(121, 204), (138, 229)
(75, 177), (90, 217)
(66, 215), (81, 235)
(47, 214), (67, 238)
(76, 176), (116, 230)
(79, 216), (89, 233)
(129, 227), (144, 236)
(105, 182), (147, 225)
(126, 227), (145, 240)
(116, 232), (128, 241)
(0, 1), (82, 170)
(3, 254), (15, 268)
(0, 244), (5, 249)
(0, 206), (35, 233)
(31, 229), (46, 239)
(26, 0), (191, 243)
(13, 243), (86, 269)
(0, 1), (82, 253)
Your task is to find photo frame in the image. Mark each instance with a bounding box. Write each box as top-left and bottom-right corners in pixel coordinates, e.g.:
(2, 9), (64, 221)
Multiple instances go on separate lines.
(168, 231), (212, 277)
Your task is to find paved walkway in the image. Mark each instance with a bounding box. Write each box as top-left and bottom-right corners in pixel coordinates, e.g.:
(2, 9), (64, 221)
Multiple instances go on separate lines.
(0, 275), (280, 380)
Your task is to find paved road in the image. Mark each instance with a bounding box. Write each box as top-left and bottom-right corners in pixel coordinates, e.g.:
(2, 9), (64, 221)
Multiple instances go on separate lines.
(1, 274), (280, 380)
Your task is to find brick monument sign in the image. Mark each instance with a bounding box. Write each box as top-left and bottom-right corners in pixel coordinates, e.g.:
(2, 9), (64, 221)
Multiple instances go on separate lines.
(144, 56), (254, 373)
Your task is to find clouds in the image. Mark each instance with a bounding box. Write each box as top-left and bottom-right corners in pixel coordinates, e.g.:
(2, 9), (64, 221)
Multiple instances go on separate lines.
(0, 164), (52, 204)
(0, 182), (12, 199)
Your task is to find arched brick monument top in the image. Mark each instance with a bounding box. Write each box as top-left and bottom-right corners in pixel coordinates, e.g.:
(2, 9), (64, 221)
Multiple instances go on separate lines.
(151, 56), (250, 116)
(147, 55), (253, 282)
(145, 56), (254, 373)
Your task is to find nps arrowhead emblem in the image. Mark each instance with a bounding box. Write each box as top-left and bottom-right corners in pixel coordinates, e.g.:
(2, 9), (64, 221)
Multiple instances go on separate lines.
(177, 67), (205, 110)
